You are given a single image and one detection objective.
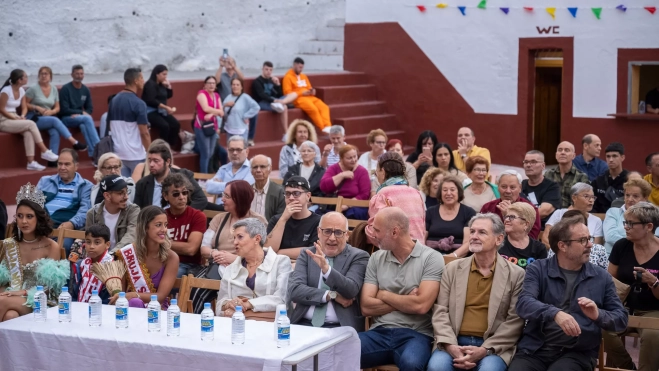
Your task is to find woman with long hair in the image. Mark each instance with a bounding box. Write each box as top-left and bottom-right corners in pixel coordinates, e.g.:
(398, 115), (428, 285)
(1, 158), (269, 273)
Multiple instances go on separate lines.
(0, 184), (68, 322)
(0, 69), (59, 171)
(279, 119), (320, 176)
(26, 66), (87, 160)
(91, 152), (136, 204)
(419, 167), (449, 209)
(405, 130), (438, 184)
(432, 142), (468, 183)
(142, 64), (181, 148)
(110, 205), (179, 309)
(222, 77), (259, 145)
(195, 75), (225, 173)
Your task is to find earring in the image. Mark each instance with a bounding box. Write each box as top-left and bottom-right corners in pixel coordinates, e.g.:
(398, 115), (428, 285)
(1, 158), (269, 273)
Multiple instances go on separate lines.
(17, 228), (22, 241)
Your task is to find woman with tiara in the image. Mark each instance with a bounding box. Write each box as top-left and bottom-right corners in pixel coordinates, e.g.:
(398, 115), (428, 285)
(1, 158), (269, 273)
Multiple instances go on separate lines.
(0, 183), (69, 322)
(109, 205), (179, 309)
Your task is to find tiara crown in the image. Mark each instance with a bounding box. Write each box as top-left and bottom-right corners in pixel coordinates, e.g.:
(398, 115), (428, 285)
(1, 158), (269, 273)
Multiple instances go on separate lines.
(16, 183), (46, 208)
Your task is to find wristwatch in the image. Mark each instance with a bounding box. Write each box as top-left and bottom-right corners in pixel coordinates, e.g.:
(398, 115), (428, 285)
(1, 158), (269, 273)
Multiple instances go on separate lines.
(328, 291), (337, 300)
(485, 347), (495, 356)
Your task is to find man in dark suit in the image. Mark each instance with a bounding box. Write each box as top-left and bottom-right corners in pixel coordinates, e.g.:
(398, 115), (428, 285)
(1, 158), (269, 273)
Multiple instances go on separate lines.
(133, 142), (210, 211)
(250, 154), (285, 220)
(288, 211), (370, 331)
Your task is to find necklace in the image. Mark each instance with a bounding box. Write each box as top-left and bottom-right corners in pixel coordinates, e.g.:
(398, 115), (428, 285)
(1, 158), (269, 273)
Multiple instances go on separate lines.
(22, 237), (39, 243)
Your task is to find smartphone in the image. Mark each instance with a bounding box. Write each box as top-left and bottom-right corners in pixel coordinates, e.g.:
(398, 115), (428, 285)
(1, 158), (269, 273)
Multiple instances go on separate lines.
(422, 147), (432, 159)
(222, 49), (229, 59)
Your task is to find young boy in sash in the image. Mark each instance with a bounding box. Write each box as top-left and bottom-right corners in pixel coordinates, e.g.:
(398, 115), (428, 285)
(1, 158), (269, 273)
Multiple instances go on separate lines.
(74, 224), (113, 304)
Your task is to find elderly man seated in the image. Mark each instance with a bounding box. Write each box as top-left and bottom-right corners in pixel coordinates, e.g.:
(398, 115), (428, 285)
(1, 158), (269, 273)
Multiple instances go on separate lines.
(288, 211), (370, 330)
(508, 217), (628, 371)
(428, 213), (525, 371)
(267, 177), (321, 260)
(480, 170), (541, 239)
(206, 136), (255, 206)
(359, 207), (444, 370)
(250, 154), (285, 221)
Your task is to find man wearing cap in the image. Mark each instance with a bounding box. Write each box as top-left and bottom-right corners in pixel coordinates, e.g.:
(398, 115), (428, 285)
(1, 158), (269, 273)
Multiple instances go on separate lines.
(85, 174), (140, 253)
(591, 142), (628, 213)
(266, 176), (322, 260)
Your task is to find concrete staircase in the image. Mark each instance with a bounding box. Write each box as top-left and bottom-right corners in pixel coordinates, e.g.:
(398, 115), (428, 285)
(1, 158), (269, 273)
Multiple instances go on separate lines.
(0, 71), (413, 201)
(297, 18), (344, 70)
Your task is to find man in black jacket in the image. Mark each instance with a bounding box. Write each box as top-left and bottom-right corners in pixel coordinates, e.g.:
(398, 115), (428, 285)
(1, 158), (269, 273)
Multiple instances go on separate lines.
(592, 142), (628, 213)
(133, 142), (217, 211)
(250, 61), (298, 144)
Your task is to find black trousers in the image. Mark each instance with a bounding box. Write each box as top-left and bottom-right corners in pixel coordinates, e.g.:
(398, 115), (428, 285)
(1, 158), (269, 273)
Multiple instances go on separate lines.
(295, 318), (341, 328)
(148, 111), (181, 147)
(508, 347), (596, 371)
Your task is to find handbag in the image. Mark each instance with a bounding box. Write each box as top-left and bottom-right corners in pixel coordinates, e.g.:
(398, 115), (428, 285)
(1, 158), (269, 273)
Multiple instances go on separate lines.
(219, 93), (243, 134)
(196, 91), (220, 137)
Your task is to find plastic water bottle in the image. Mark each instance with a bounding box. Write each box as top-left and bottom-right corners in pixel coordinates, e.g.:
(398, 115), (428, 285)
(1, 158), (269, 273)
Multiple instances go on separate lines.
(231, 306), (245, 344)
(277, 309), (290, 348)
(88, 290), (102, 327)
(640, 100), (646, 114)
(274, 304), (286, 339)
(167, 299), (181, 337)
(115, 292), (129, 329)
(147, 295), (161, 332)
(200, 302), (214, 341)
(58, 286), (72, 322)
(33, 285), (47, 322)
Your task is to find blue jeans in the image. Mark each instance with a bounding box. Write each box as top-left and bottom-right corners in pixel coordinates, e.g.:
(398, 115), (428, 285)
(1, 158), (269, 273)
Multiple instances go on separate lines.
(27, 113), (73, 154)
(62, 115), (100, 156)
(194, 126), (218, 173)
(177, 262), (200, 278)
(359, 327), (433, 371)
(121, 159), (142, 177)
(427, 336), (507, 371)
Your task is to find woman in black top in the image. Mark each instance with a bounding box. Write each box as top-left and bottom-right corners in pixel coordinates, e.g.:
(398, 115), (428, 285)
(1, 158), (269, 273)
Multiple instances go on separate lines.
(498, 202), (547, 269)
(604, 202), (659, 370)
(142, 65), (181, 148)
(405, 130), (438, 184)
(425, 176), (476, 257)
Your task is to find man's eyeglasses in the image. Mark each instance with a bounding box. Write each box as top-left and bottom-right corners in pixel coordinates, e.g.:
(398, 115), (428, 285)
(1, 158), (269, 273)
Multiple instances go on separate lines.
(319, 228), (346, 238)
(563, 236), (594, 246)
(102, 165), (121, 171)
(228, 148), (244, 153)
(623, 220), (646, 229)
(171, 190), (189, 198)
(503, 215), (526, 222)
(522, 160), (543, 166)
(285, 191), (304, 198)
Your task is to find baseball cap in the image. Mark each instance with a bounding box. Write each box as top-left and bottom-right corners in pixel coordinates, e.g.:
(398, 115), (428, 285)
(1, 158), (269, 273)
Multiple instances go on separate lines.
(100, 175), (128, 193)
(284, 176), (311, 192)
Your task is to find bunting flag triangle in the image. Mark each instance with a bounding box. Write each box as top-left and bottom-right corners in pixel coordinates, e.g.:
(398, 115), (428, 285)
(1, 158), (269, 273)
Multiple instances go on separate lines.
(477, 0), (487, 9)
(417, 5), (427, 12)
(615, 4), (627, 11)
(645, 6), (657, 14)
(458, 6), (467, 15)
(500, 7), (510, 14)
(523, 7), (534, 11)
(592, 7), (602, 19)
(568, 7), (578, 17)
(436, 3), (448, 8)
(546, 7), (556, 19)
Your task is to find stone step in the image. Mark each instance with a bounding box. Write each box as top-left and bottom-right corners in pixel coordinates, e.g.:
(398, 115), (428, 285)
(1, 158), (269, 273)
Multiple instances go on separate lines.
(326, 18), (346, 27)
(316, 84), (377, 104)
(316, 26), (344, 41)
(297, 54), (343, 71)
(299, 40), (344, 55)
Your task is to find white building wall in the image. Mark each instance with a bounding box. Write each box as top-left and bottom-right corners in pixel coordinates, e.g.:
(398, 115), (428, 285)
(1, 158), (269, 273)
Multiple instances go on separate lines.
(0, 0), (344, 75)
(347, 0), (659, 118)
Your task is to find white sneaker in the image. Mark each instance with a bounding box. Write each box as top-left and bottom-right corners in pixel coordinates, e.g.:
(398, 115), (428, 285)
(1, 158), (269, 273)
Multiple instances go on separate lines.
(322, 127), (331, 134)
(27, 161), (46, 171)
(270, 102), (285, 113)
(40, 150), (59, 162)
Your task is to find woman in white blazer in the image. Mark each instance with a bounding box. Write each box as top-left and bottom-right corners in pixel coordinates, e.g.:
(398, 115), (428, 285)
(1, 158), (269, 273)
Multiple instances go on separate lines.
(216, 218), (292, 317)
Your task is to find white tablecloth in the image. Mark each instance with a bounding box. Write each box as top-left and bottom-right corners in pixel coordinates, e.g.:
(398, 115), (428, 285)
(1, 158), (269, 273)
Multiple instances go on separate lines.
(0, 303), (360, 371)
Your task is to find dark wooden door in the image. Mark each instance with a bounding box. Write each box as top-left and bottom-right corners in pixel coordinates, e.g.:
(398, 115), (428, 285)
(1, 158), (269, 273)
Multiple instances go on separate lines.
(533, 67), (562, 165)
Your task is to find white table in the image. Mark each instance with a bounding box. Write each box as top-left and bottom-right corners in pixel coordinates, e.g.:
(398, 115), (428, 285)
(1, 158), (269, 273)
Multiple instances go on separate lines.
(0, 303), (360, 371)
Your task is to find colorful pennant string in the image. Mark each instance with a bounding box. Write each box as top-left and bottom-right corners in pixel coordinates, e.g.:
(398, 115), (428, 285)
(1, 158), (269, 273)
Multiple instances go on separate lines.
(646, 6), (657, 14)
(477, 0), (487, 9)
(592, 7), (602, 19)
(416, 3), (658, 19)
(568, 7), (578, 17)
(546, 7), (556, 19)
(458, 6), (467, 15)
(500, 7), (509, 14)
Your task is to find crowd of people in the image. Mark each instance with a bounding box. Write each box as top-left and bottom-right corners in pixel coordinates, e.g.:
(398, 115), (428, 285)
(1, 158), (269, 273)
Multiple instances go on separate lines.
(1, 60), (659, 370)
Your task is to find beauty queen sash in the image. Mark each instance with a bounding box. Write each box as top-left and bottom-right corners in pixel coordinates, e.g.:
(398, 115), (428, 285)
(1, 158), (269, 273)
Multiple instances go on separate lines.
(118, 244), (155, 294)
(3, 239), (23, 290)
(79, 251), (113, 302)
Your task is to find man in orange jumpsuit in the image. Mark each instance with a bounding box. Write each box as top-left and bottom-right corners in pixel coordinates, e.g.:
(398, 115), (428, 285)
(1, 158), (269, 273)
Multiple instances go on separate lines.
(282, 57), (331, 133)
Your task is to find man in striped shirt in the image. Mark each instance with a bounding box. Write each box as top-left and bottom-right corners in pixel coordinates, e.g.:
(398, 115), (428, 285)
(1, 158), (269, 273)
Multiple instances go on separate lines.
(320, 125), (346, 168)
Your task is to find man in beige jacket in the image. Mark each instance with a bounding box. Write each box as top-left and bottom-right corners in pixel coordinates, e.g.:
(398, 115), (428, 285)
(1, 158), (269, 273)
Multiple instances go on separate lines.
(429, 213), (526, 371)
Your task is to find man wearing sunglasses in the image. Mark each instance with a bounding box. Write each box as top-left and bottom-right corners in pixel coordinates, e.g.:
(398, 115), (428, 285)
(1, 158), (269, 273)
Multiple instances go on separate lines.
(85, 174), (139, 254)
(288, 211), (369, 331)
(267, 176), (321, 260)
(162, 173), (207, 278)
(509, 217), (627, 371)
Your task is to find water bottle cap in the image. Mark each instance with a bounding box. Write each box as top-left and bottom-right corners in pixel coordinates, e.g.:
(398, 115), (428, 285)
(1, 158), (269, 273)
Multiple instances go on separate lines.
(204, 302), (211, 309)
(171, 299), (177, 305)
(119, 292), (126, 298)
(37, 285), (43, 291)
(236, 306), (242, 311)
(92, 289), (98, 295)
(279, 309), (287, 315)
(151, 295), (158, 301)
(61, 286), (68, 292)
